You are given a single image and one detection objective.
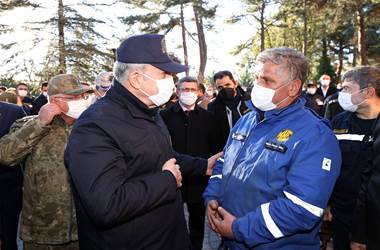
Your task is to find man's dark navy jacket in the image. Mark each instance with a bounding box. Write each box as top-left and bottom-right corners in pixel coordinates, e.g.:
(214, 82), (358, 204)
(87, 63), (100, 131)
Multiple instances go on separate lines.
(0, 102), (25, 247)
(64, 80), (207, 250)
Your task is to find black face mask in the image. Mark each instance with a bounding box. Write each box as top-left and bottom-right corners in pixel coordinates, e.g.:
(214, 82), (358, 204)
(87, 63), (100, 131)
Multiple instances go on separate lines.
(219, 87), (236, 101)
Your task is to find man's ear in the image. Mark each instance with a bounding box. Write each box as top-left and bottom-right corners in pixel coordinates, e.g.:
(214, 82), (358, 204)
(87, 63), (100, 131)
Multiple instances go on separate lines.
(364, 85), (376, 99)
(289, 79), (302, 97)
(128, 71), (142, 90)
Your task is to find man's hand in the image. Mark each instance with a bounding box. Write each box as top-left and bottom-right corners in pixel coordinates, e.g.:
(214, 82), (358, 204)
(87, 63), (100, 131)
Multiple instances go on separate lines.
(162, 158), (182, 188)
(207, 200), (221, 232)
(351, 242), (367, 250)
(209, 206), (236, 239)
(38, 103), (62, 126)
(206, 152), (223, 176)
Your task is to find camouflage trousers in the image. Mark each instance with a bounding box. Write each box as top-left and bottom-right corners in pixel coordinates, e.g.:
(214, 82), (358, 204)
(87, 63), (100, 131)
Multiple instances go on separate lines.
(24, 241), (79, 250)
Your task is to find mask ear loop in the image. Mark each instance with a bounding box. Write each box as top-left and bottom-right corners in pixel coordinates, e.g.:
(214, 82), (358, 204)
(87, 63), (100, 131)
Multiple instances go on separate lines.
(272, 80), (293, 106)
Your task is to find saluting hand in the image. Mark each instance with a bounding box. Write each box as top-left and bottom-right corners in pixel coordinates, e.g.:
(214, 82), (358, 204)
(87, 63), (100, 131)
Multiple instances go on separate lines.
(162, 158), (182, 188)
(38, 103), (62, 126)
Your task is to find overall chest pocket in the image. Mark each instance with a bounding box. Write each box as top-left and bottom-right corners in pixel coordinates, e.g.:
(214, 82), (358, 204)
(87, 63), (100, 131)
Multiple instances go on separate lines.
(262, 147), (290, 191)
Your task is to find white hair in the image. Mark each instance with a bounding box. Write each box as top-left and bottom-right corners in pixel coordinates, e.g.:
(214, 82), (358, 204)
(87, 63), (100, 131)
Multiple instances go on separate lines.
(112, 61), (147, 83)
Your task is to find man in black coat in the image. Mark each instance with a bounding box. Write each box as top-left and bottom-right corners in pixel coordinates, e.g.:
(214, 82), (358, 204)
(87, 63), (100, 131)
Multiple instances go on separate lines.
(350, 68), (380, 250)
(0, 102), (25, 250)
(329, 66), (380, 250)
(208, 70), (250, 145)
(160, 76), (224, 250)
(64, 34), (220, 250)
(316, 74), (337, 101)
(31, 82), (48, 115)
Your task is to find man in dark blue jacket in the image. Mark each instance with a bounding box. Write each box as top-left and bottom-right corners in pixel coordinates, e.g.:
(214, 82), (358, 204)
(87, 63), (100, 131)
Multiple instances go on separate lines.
(64, 34), (220, 250)
(0, 102), (25, 250)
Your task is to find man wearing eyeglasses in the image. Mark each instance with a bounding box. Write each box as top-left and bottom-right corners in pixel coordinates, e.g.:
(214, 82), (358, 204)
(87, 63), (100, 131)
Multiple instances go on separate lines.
(0, 74), (93, 250)
(160, 76), (224, 250)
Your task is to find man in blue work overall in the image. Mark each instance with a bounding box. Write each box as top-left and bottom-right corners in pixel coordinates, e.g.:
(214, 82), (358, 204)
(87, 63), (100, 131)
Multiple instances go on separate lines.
(203, 47), (342, 250)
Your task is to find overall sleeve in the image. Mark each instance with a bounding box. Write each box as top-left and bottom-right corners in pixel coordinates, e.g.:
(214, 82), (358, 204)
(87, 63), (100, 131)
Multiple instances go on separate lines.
(0, 117), (50, 166)
(231, 124), (342, 247)
(64, 121), (179, 228)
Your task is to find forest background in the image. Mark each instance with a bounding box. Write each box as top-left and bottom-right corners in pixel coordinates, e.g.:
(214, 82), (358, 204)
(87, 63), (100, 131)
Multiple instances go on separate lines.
(0, 0), (379, 95)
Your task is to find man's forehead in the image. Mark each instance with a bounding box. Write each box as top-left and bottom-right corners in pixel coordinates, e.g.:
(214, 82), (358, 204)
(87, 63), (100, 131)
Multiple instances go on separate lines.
(342, 80), (359, 88)
(254, 61), (282, 77)
(181, 81), (198, 88)
(216, 75), (234, 85)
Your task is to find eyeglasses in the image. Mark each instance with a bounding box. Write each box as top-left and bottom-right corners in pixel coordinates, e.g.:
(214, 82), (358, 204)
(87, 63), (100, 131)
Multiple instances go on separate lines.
(53, 93), (89, 102)
(179, 87), (198, 93)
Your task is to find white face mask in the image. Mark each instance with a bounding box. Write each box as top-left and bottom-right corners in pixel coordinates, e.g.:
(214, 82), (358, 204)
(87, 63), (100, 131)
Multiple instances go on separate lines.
(140, 73), (175, 107)
(64, 98), (91, 119)
(179, 92), (198, 106)
(338, 90), (366, 112)
(86, 93), (97, 106)
(307, 87), (317, 95)
(18, 90), (28, 97)
(321, 79), (330, 86)
(42, 91), (48, 97)
(251, 82), (290, 111)
(206, 90), (214, 96)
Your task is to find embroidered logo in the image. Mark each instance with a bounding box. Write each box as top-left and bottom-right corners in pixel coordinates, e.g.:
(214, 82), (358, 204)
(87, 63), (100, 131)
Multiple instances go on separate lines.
(276, 129), (293, 142)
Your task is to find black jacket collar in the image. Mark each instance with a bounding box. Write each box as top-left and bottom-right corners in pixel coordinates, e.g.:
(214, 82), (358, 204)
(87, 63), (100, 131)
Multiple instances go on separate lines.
(172, 101), (200, 114)
(107, 79), (159, 121)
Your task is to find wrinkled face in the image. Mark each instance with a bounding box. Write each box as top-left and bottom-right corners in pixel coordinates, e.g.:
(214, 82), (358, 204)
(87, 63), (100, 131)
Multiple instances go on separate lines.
(254, 61), (294, 105)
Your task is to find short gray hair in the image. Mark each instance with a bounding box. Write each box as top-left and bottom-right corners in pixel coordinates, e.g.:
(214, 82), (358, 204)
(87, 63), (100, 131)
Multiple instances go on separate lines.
(342, 66), (380, 97)
(256, 47), (309, 85)
(177, 76), (199, 90)
(112, 61), (147, 83)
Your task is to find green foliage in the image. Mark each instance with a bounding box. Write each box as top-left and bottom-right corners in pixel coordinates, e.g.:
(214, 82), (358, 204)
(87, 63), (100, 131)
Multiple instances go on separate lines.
(314, 38), (337, 84)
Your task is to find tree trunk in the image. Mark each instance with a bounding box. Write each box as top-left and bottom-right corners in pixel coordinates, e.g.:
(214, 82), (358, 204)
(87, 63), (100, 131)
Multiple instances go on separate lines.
(193, 4), (207, 84)
(180, 3), (189, 76)
(356, 4), (368, 65)
(260, 1), (266, 51)
(58, 0), (66, 72)
(337, 40), (344, 80)
(302, 0), (308, 56)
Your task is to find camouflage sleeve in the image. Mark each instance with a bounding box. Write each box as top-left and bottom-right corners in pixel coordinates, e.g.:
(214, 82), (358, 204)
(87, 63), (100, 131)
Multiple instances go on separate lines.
(0, 116), (51, 166)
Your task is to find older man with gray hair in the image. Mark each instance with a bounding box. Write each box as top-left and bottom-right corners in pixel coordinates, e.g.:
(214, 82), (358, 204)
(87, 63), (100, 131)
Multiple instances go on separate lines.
(64, 34), (221, 250)
(203, 47), (342, 250)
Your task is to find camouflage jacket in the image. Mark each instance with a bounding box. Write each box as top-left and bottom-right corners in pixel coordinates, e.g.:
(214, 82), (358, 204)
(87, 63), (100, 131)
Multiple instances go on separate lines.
(0, 116), (78, 244)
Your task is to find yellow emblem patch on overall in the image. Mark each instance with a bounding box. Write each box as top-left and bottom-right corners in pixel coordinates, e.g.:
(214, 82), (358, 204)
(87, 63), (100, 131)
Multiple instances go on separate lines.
(276, 129), (294, 142)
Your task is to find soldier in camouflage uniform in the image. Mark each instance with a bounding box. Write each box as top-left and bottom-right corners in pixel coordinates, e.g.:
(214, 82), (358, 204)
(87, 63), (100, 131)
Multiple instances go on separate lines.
(0, 74), (93, 250)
